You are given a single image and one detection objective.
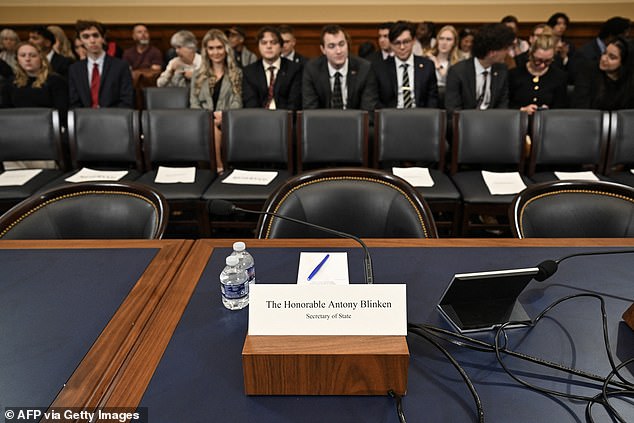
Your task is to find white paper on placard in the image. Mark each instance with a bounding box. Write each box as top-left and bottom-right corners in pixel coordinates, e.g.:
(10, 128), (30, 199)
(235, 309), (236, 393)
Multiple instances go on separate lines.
(154, 166), (196, 183)
(248, 284), (407, 335)
(392, 167), (435, 187)
(297, 252), (349, 285)
(0, 169), (43, 186)
(554, 171), (599, 181)
(221, 169), (278, 185)
(65, 167), (128, 183)
(482, 171), (527, 195)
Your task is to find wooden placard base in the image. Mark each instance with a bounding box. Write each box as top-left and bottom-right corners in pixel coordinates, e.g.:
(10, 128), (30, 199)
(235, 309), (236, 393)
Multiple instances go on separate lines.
(242, 335), (409, 395)
(623, 303), (634, 331)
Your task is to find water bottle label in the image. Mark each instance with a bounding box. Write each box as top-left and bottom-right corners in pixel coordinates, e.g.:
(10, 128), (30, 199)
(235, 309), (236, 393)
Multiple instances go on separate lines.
(222, 282), (249, 299)
(246, 265), (256, 283)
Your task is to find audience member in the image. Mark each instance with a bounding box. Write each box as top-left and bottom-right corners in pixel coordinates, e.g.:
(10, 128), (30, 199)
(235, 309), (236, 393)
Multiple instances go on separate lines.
(509, 35), (568, 114)
(514, 24), (556, 69)
(68, 20), (134, 109)
(226, 26), (257, 68)
(547, 12), (576, 66)
(445, 23), (515, 116)
(572, 37), (634, 110)
(1, 42), (68, 120)
(0, 28), (19, 71)
(48, 25), (76, 61)
(374, 21), (438, 109)
(412, 21), (436, 56)
(501, 15), (529, 58)
(278, 25), (307, 66)
(73, 36), (87, 61)
(29, 26), (73, 79)
(122, 24), (163, 73)
(458, 28), (475, 60)
(242, 26), (302, 110)
(190, 29), (242, 172)
(574, 16), (631, 80)
(156, 30), (201, 88)
(368, 22), (394, 63)
(426, 25), (461, 88)
(302, 24), (378, 114)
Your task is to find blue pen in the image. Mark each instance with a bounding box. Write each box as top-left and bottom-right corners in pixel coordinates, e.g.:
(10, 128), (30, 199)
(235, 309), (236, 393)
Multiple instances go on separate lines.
(307, 254), (330, 281)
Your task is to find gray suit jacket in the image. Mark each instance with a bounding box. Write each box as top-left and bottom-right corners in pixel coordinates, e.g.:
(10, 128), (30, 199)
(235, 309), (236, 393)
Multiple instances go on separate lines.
(190, 68), (243, 111)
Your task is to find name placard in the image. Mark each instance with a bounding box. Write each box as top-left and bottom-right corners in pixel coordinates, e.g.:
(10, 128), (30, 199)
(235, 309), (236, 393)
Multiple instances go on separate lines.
(248, 284), (407, 335)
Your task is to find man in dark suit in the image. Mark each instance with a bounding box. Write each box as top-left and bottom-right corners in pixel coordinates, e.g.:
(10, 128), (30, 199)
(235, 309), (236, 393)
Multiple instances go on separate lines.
(242, 26), (302, 110)
(302, 24), (378, 112)
(68, 20), (134, 109)
(28, 26), (73, 79)
(373, 20), (438, 109)
(279, 25), (307, 67)
(445, 23), (515, 117)
(367, 22), (394, 65)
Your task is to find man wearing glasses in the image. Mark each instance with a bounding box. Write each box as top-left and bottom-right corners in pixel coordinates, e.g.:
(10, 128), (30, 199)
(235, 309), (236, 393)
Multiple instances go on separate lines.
(373, 20), (439, 109)
(302, 24), (377, 113)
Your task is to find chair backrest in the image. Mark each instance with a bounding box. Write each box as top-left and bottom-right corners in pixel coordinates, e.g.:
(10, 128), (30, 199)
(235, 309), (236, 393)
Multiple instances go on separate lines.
(510, 180), (634, 238)
(144, 87), (190, 109)
(606, 109), (634, 174)
(141, 109), (214, 169)
(0, 108), (63, 166)
(451, 110), (528, 173)
(297, 110), (369, 172)
(222, 109), (292, 170)
(374, 108), (446, 168)
(257, 168), (438, 239)
(0, 181), (168, 239)
(528, 109), (609, 175)
(68, 108), (141, 169)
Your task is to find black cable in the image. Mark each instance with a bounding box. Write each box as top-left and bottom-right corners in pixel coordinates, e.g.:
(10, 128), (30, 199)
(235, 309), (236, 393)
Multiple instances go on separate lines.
(388, 390), (407, 423)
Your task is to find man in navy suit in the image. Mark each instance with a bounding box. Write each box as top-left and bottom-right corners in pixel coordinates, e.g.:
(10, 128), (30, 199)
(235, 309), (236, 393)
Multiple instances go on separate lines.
(68, 20), (133, 108)
(373, 20), (438, 109)
(445, 23), (514, 117)
(279, 25), (307, 67)
(302, 24), (378, 113)
(242, 26), (302, 110)
(28, 26), (73, 79)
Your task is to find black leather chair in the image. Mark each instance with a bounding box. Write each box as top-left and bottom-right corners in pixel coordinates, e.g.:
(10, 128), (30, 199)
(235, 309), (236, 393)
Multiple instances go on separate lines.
(297, 110), (369, 172)
(450, 109), (529, 235)
(257, 168), (438, 239)
(137, 109), (216, 237)
(0, 108), (65, 214)
(203, 109), (293, 235)
(374, 108), (460, 235)
(528, 109), (610, 182)
(143, 87), (190, 109)
(510, 180), (634, 238)
(0, 181), (168, 239)
(604, 109), (634, 186)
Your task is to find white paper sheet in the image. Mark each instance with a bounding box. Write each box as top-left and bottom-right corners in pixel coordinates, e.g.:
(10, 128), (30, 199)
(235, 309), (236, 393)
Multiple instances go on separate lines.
(154, 166), (196, 183)
(0, 169), (42, 186)
(65, 167), (128, 183)
(554, 171), (599, 181)
(392, 167), (435, 187)
(297, 252), (349, 285)
(221, 169), (278, 186)
(481, 171), (527, 195)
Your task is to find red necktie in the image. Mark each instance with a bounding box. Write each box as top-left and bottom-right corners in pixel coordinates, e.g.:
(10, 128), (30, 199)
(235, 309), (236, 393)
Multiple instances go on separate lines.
(264, 66), (276, 109)
(91, 63), (100, 108)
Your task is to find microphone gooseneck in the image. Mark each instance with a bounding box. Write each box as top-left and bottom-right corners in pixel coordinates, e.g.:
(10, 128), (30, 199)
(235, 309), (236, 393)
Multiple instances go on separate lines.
(534, 249), (634, 282)
(208, 200), (374, 284)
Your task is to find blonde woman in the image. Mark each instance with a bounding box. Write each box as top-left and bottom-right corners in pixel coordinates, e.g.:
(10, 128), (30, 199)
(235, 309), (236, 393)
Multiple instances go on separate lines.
(48, 25), (75, 60)
(190, 29), (242, 172)
(426, 25), (461, 87)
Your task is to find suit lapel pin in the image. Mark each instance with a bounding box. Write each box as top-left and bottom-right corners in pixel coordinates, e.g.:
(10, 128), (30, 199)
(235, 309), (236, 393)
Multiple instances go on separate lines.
(350, 70), (357, 75)
(418, 63), (424, 68)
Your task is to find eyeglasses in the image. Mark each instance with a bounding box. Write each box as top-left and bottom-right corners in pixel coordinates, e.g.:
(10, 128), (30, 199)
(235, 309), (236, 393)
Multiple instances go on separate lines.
(392, 39), (413, 47)
(531, 57), (554, 66)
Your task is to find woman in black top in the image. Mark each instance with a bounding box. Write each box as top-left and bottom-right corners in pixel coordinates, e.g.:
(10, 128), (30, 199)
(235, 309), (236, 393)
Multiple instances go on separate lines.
(509, 35), (568, 115)
(1, 41), (68, 121)
(572, 37), (634, 110)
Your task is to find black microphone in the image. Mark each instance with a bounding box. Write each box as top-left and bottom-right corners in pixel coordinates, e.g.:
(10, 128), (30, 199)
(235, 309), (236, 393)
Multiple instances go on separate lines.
(534, 249), (634, 282)
(209, 200), (374, 284)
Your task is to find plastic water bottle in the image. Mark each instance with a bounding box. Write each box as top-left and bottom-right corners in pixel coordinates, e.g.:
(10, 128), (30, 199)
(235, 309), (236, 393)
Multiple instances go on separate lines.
(220, 255), (249, 310)
(232, 241), (256, 285)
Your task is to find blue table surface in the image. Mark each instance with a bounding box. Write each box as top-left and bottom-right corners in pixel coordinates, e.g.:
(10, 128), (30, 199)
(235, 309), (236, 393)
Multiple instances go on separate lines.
(139, 246), (634, 423)
(0, 248), (158, 410)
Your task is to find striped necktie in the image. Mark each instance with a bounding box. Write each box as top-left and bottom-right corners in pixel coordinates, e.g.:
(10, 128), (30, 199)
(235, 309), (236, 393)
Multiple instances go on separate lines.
(401, 64), (413, 109)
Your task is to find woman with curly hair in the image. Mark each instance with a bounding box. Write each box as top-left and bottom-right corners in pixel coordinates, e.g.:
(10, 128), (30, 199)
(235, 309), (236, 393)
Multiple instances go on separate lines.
(190, 29), (242, 172)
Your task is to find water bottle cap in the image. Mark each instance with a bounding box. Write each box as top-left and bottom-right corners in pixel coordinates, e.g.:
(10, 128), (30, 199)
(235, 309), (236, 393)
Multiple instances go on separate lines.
(233, 241), (246, 251)
(226, 255), (239, 266)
